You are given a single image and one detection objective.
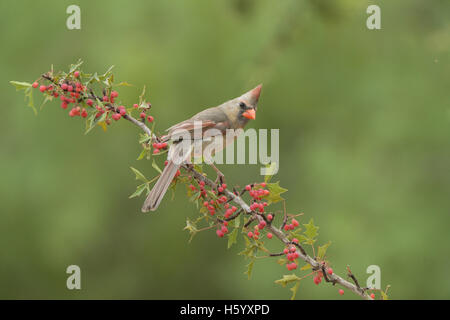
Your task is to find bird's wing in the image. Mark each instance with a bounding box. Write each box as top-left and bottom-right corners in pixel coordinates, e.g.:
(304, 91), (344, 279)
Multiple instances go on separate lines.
(166, 106), (230, 138)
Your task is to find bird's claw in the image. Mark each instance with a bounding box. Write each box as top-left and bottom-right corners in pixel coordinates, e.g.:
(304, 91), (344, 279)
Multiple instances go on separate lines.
(215, 173), (225, 186)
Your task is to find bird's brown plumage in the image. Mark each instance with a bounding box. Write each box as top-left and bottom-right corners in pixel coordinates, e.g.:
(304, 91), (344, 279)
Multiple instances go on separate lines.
(141, 84), (262, 212)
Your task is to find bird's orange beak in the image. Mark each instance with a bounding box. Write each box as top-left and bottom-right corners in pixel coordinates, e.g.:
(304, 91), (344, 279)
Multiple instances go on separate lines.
(242, 108), (256, 120)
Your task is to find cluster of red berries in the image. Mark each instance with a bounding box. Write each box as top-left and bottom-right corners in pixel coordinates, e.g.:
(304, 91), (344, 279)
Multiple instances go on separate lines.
(284, 218), (299, 231)
(152, 142), (168, 154)
(195, 181), (230, 217)
(216, 221), (228, 238)
(246, 183), (270, 199)
(283, 245), (299, 270)
(313, 271), (323, 285)
(32, 71), (154, 127)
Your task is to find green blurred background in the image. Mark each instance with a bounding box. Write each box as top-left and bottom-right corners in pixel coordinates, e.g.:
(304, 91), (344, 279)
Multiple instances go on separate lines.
(1, 0), (449, 299)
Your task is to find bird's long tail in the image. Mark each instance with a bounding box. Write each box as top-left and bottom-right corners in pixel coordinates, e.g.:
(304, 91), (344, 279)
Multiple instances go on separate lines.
(141, 143), (190, 212)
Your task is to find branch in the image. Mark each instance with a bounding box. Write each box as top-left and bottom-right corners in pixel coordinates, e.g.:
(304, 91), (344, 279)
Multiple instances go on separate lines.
(119, 111), (372, 300)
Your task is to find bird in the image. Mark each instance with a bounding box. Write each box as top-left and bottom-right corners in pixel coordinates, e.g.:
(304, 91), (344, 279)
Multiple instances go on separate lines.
(141, 84), (262, 212)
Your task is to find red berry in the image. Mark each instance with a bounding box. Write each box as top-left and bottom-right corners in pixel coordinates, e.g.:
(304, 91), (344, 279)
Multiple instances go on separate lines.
(102, 95), (108, 102)
(203, 201), (209, 207)
(245, 185), (252, 191)
(247, 232), (253, 238)
(112, 113), (121, 121)
(86, 99), (93, 106)
(61, 83), (68, 90)
(218, 187), (224, 193)
(69, 107), (79, 117)
(286, 262), (297, 271)
(339, 289), (344, 296)
(61, 102), (68, 109)
(74, 71), (80, 78)
(267, 214), (273, 221)
(370, 293), (375, 299)
(140, 112), (146, 119)
(283, 248), (289, 255)
(147, 115), (154, 122)
(292, 218), (299, 227)
(284, 224), (290, 231)
(267, 233), (273, 239)
(258, 220), (266, 230)
(119, 106), (126, 115)
(231, 206), (237, 212)
(153, 148), (160, 154)
(313, 276), (321, 285)
(292, 238), (299, 244)
(133, 103), (139, 108)
(53, 92), (59, 98)
(39, 85), (46, 92)
(32, 82), (38, 88)
(221, 183), (227, 189)
(81, 108), (88, 118)
(111, 91), (119, 98)
(221, 226), (228, 234)
(225, 209), (233, 218)
(216, 229), (224, 238)
(327, 268), (333, 275)
(67, 85), (73, 92)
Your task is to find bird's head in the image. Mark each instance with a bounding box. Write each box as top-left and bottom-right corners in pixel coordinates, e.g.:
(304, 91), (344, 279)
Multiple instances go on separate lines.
(221, 84), (262, 127)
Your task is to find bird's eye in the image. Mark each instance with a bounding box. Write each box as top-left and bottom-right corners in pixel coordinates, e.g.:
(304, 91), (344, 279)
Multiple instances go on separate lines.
(239, 102), (246, 108)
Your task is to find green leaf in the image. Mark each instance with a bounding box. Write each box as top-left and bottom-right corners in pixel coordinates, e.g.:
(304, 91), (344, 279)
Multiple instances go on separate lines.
(300, 264), (312, 271)
(263, 181), (288, 204)
(263, 162), (278, 183)
(10, 81), (32, 90)
(317, 241), (331, 260)
(152, 159), (162, 174)
(130, 167), (148, 182)
(183, 218), (198, 243)
(10, 82), (36, 114)
(238, 237), (256, 258)
(129, 183), (147, 199)
(114, 81), (133, 87)
(290, 280), (301, 300)
(234, 214), (241, 228)
(277, 258), (288, 266)
(274, 274), (301, 287)
(85, 110), (107, 135)
(69, 59), (83, 73)
(25, 87), (36, 115)
(102, 65), (115, 77)
(227, 228), (238, 249)
(39, 94), (53, 110)
(139, 85), (146, 104)
(139, 133), (152, 144)
(303, 218), (319, 240)
(244, 259), (255, 280)
(137, 148), (148, 160)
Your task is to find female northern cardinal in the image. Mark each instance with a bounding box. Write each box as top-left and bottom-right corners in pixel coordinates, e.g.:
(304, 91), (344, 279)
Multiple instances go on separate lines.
(141, 84), (262, 212)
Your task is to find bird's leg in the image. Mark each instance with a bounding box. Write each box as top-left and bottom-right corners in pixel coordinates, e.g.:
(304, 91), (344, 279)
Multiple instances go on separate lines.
(210, 163), (225, 185)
